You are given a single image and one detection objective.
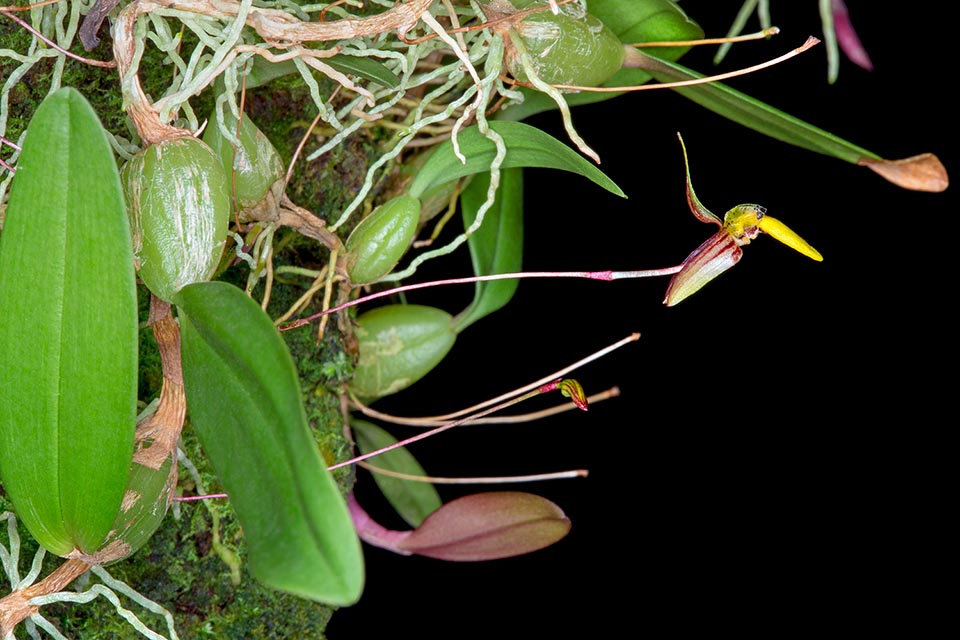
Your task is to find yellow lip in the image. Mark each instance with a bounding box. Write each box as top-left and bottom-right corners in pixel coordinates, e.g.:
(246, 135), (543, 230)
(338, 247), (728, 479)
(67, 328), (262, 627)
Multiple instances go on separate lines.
(758, 215), (824, 262)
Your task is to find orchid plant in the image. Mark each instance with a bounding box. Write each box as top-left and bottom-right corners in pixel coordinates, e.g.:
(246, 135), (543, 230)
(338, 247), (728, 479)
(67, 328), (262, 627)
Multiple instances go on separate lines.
(0, 1), (949, 637)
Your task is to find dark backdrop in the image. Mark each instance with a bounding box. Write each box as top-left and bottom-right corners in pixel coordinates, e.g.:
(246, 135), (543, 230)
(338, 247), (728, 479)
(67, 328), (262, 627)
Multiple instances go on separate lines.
(326, 3), (953, 637)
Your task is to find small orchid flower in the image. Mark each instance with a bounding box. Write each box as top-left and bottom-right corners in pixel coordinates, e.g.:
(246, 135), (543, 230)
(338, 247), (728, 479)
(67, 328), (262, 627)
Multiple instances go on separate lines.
(664, 133), (823, 307)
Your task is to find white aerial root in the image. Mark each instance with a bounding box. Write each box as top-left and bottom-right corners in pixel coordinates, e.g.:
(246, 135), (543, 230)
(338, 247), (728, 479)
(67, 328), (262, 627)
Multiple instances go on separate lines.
(1, 512), (178, 639)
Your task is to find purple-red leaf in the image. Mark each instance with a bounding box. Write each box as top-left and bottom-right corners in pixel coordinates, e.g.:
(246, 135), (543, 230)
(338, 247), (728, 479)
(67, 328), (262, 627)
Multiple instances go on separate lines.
(397, 492), (571, 561)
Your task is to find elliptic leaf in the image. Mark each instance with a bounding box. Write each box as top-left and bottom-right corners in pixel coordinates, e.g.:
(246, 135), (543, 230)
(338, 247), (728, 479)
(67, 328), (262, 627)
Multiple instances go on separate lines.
(351, 419), (442, 528)
(453, 167), (524, 332)
(175, 281), (363, 605)
(326, 54), (401, 89)
(0, 87), (138, 556)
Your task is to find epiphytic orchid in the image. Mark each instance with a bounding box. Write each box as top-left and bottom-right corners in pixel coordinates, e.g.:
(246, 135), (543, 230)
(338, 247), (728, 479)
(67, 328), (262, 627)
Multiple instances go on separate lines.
(664, 133), (823, 306)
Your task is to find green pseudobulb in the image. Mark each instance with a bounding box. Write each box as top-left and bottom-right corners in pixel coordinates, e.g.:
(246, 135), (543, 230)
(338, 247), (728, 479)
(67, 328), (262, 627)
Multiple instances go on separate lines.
(122, 136), (232, 302)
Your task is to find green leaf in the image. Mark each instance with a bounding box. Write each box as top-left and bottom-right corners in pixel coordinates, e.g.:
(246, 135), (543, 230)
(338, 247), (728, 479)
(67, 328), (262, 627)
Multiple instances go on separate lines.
(497, 0), (703, 121)
(589, 0), (701, 53)
(351, 419), (442, 528)
(407, 121), (624, 199)
(175, 281), (364, 605)
(0, 87), (138, 556)
(634, 51), (944, 190)
(453, 167), (523, 332)
(326, 54), (401, 89)
(633, 49), (877, 164)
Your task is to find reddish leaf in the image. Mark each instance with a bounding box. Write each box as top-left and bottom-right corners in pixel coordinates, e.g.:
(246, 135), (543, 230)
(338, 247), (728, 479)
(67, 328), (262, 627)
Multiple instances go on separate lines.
(397, 492), (571, 561)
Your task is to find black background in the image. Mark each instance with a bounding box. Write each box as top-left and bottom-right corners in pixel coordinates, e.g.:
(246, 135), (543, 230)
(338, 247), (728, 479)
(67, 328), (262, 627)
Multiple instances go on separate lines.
(326, 2), (953, 637)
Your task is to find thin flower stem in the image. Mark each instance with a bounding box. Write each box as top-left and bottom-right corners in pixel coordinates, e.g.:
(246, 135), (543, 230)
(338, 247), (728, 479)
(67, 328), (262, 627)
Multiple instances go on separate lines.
(279, 268), (682, 330)
(285, 88), (337, 190)
(176, 339), (630, 501)
(352, 386), (621, 427)
(634, 27), (780, 48)
(318, 0), (350, 22)
(558, 36), (820, 93)
(418, 334), (638, 422)
(328, 385), (552, 471)
(175, 383), (589, 502)
(346, 334), (636, 430)
(358, 462), (588, 484)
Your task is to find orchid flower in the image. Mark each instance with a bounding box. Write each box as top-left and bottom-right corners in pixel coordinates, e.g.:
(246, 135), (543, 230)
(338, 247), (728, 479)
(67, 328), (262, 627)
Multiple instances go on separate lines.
(664, 133), (823, 307)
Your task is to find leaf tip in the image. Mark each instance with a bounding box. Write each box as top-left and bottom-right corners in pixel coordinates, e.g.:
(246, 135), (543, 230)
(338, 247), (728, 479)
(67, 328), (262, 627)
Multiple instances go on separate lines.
(859, 153), (949, 192)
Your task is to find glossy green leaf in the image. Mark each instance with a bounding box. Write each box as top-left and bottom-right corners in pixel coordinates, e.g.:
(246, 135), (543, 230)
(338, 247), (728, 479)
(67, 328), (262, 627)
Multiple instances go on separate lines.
(175, 281), (363, 605)
(0, 87), (138, 556)
(407, 121), (624, 199)
(497, 0), (703, 121)
(590, 0), (701, 57)
(453, 167), (523, 332)
(351, 419), (442, 528)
